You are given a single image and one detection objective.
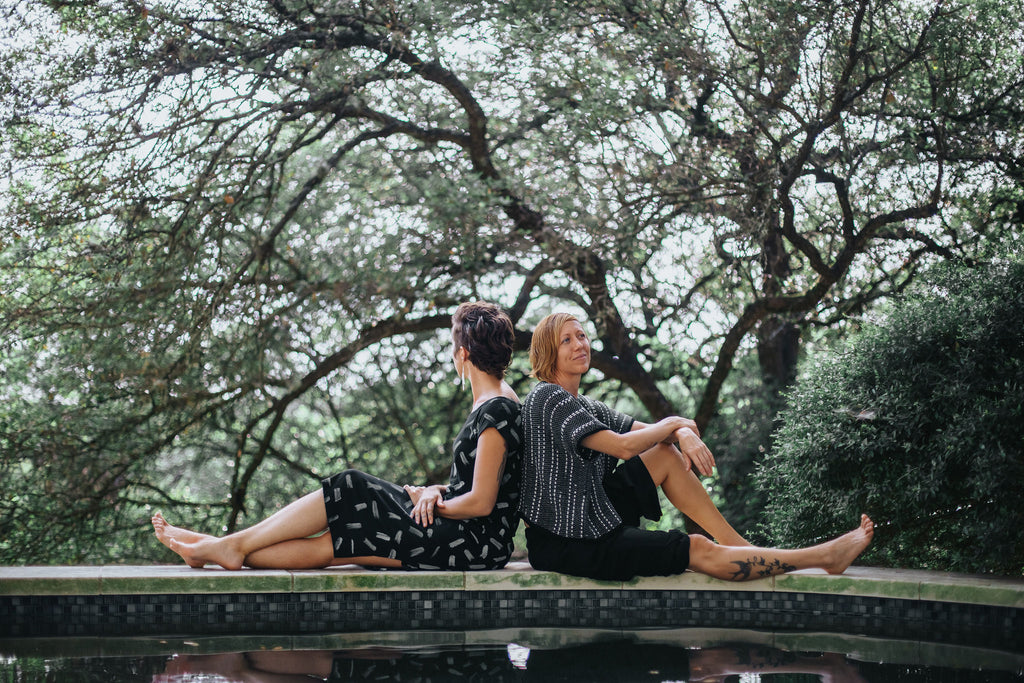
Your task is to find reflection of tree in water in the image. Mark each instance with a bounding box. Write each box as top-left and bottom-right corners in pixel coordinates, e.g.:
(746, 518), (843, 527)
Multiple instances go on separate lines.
(153, 642), (879, 682)
(4, 642), (1015, 682)
(328, 643), (694, 681)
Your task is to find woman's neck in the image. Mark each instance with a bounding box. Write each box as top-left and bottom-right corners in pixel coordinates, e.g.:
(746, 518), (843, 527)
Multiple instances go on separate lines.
(551, 371), (582, 397)
(468, 368), (504, 407)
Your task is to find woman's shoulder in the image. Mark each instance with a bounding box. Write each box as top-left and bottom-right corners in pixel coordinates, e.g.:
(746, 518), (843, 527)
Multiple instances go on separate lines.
(575, 393), (605, 411)
(525, 382), (602, 413)
(524, 381), (569, 404)
(478, 394), (520, 410)
(472, 397), (522, 450)
(471, 395), (521, 422)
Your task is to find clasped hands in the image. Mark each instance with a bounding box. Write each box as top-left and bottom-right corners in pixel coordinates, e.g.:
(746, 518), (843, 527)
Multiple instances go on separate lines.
(403, 484), (448, 526)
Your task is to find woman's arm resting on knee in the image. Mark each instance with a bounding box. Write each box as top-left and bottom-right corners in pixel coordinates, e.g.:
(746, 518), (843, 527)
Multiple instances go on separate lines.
(585, 419), (716, 476)
(639, 417), (716, 476)
(580, 416), (691, 460)
(631, 416), (700, 438)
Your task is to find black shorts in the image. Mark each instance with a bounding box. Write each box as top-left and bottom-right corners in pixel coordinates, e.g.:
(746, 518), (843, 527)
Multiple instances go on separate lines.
(525, 457), (691, 581)
(604, 454), (664, 527)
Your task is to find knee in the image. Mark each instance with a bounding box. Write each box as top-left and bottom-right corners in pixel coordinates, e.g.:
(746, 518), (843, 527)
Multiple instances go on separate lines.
(688, 534), (716, 559)
(647, 443), (676, 461)
(640, 444), (677, 481)
(649, 443), (692, 472)
(314, 533), (336, 566)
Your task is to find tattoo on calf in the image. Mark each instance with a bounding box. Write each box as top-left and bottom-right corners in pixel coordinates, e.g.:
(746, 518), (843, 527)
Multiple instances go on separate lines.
(729, 556), (797, 580)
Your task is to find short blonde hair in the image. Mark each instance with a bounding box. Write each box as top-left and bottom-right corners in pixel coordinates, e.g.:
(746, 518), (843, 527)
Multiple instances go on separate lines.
(529, 312), (580, 383)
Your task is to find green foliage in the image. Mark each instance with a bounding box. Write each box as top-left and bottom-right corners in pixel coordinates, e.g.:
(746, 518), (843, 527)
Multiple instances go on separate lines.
(757, 257), (1024, 574)
(2, 0), (1023, 564)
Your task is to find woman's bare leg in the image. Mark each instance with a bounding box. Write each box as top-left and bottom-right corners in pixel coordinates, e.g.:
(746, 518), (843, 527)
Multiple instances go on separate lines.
(239, 533), (336, 569)
(688, 514), (874, 581)
(239, 533), (403, 570)
(640, 445), (749, 546)
(330, 555), (403, 569)
(167, 490), (329, 570)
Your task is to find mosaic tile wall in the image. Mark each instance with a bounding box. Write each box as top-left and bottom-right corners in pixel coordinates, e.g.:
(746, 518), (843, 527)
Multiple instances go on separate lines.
(2, 590), (1022, 650)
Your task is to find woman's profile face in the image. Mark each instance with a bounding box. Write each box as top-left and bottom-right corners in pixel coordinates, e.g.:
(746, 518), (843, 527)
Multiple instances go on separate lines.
(555, 320), (591, 377)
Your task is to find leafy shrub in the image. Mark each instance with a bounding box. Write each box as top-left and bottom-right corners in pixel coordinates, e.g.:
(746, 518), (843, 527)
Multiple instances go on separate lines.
(756, 259), (1024, 574)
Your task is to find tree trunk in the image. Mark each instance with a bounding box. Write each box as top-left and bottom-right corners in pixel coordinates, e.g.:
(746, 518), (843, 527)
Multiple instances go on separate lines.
(757, 316), (801, 391)
(757, 225), (800, 391)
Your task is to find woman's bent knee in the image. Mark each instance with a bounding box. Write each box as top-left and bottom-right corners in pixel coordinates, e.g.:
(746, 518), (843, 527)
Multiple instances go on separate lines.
(639, 444), (675, 482)
(686, 534), (716, 566)
(689, 534), (714, 552)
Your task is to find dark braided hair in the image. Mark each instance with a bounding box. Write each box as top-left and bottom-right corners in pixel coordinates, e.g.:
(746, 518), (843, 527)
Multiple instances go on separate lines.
(452, 301), (514, 379)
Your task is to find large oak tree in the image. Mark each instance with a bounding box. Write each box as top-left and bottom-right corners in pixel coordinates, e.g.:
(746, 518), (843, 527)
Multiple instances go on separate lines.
(1, 0), (1021, 562)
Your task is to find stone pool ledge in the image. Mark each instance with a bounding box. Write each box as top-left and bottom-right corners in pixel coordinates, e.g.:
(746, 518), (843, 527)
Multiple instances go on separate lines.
(2, 563), (1022, 647)
(1, 562), (1022, 607)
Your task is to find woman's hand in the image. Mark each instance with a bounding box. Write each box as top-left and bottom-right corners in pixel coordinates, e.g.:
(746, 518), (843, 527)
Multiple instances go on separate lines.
(404, 484), (448, 526)
(673, 417), (700, 438)
(674, 427), (716, 476)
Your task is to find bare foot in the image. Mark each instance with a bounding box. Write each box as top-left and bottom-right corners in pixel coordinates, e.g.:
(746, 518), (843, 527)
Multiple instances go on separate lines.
(152, 512), (213, 568)
(152, 512), (215, 546)
(824, 514), (874, 575)
(168, 536), (246, 571)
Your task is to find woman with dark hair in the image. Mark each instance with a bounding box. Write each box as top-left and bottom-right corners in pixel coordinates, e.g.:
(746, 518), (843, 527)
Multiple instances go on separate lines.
(519, 312), (873, 582)
(153, 301), (522, 571)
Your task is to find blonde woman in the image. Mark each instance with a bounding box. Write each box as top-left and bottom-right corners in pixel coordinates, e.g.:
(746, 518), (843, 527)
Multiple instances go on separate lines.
(519, 312), (873, 581)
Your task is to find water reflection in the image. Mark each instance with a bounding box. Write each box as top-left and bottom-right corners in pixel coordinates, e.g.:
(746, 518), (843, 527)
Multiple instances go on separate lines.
(2, 629), (1022, 682)
(152, 642), (871, 682)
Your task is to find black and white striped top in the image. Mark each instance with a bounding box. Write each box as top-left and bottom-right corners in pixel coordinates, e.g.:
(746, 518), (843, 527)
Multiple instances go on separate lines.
(518, 382), (634, 539)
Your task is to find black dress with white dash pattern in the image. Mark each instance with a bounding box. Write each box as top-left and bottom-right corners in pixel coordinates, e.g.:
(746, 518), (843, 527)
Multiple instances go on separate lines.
(321, 396), (522, 570)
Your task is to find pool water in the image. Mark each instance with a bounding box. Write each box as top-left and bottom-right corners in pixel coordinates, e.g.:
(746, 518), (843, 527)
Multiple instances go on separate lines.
(2, 629), (1021, 682)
